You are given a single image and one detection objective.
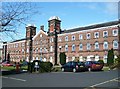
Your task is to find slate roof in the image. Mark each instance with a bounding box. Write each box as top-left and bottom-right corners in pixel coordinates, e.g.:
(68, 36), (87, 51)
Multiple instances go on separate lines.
(61, 20), (119, 34)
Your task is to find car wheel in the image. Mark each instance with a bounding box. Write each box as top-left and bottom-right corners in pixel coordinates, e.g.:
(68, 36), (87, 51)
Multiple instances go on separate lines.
(61, 68), (64, 72)
(73, 68), (76, 73)
(88, 67), (91, 72)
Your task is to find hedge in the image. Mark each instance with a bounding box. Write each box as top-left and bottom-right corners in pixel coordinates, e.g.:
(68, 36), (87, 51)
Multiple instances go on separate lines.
(29, 60), (53, 73)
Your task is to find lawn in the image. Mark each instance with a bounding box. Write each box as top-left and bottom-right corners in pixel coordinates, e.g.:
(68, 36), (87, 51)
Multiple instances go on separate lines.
(1, 66), (28, 71)
(102, 66), (110, 71)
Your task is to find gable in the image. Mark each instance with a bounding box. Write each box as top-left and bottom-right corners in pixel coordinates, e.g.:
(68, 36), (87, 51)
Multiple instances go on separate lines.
(32, 30), (48, 40)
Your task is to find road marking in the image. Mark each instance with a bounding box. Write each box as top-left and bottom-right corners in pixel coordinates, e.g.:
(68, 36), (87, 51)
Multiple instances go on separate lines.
(90, 77), (120, 87)
(1, 76), (26, 82)
(9, 77), (26, 82)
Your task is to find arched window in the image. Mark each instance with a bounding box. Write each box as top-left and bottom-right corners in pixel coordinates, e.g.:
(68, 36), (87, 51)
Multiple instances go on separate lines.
(113, 40), (118, 49)
(72, 44), (75, 51)
(112, 29), (118, 36)
(65, 44), (68, 52)
(86, 33), (91, 39)
(79, 34), (83, 40)
(72, 35), (75, 41)
(103, 31), (108, 37)
(79, 43), (83, 50)
(65, 36), (68, 41)
(103, 41), (108, 49)
(94, 32), (99, 38)
(87, 43), (91, 50)
(95, 42), (99, 50)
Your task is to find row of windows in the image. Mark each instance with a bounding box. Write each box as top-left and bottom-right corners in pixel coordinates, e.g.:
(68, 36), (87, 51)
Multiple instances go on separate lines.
(27, 48), (48, 53)
(49, 40), (118, 52)
(62, 29), (118, 42)
(63, 40), (118, 52)
(8, 43), (25, 48)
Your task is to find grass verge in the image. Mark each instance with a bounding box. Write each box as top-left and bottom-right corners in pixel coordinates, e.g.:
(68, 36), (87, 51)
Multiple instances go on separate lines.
(1, 66), (28, 71)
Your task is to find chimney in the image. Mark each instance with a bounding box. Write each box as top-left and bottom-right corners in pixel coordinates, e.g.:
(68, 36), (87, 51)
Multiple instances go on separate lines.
(40, 25), (44, 31)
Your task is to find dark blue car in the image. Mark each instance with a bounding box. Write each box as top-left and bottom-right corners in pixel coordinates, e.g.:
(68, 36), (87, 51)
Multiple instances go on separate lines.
(61, 61), (88, 72)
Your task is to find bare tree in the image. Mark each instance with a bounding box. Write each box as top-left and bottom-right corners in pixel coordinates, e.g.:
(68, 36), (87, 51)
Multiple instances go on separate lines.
(0, 2), (41, 41)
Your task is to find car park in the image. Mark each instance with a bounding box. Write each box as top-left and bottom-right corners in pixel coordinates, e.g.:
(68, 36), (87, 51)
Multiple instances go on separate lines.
(84, 61), (104, 71)
(61, 61), (88, 72)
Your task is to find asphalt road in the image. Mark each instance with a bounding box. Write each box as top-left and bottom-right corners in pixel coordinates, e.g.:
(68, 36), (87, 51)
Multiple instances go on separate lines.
(1, 69), (120, 88)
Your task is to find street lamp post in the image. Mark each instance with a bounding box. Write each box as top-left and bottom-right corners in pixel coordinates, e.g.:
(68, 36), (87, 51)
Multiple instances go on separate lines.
(54, 28), (58, 65)
(28, 28), (33, 72)
(118, 22), (120, 56)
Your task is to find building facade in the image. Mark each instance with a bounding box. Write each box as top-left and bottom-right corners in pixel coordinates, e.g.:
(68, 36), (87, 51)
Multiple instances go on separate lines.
(2, 16), (120, 64)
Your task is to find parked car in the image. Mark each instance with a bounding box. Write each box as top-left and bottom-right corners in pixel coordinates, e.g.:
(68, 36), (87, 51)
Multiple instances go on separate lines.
(61, 61), (88, 72)
(84, 61), (104, 71)
(20, 61), (28, 66)
(2, 61), (13, 67)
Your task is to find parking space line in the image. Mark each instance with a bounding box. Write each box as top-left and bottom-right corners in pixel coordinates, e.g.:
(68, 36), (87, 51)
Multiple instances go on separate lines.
(90, 77), (120, 87)
(1, 76), (26, 82)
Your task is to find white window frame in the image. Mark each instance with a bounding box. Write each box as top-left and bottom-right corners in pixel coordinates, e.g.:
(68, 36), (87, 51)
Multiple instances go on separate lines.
(65, 44), (68, 52)
(103, 31), (108, 37)
(50, 46), (53, 52)
(50, 37), (53, 43)
(79, 34), (83, 40)
(72, 44), (75, 51)
(95, 42), (99, 50)
(72, 35), (75, 41)
(79, 43), (83, 50)
(40, 48), (42, 53)
(50, 56), (53, 63)
(103, 41), (108, 49)
(87, 43), (91, 50)
(65, 36), (68, 41)
(86, 33), (91, 39)
(113, 40), (118, 49)
(27, 48), (29, 53)
(94, 32), (99, 38)
(36, 48), (38, 53)
(112, 29), (118, 36)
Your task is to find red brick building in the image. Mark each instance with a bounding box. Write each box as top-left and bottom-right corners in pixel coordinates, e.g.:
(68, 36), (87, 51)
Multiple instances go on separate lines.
(2, 16), (120, 64)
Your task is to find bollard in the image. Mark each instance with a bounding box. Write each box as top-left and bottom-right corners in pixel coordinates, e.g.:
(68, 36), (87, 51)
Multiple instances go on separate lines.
(16, 63), (20, 73)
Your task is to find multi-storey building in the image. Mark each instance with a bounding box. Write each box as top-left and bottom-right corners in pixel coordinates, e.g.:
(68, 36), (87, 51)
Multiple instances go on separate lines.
(2, 16), (120, 64)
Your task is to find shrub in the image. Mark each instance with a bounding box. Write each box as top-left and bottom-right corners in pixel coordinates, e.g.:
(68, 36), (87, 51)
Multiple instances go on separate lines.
(107, 48), (114, 66)
(39, 61), (53, 73)
(98, 60), (104, 65)
(28, 60), (53, 73)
